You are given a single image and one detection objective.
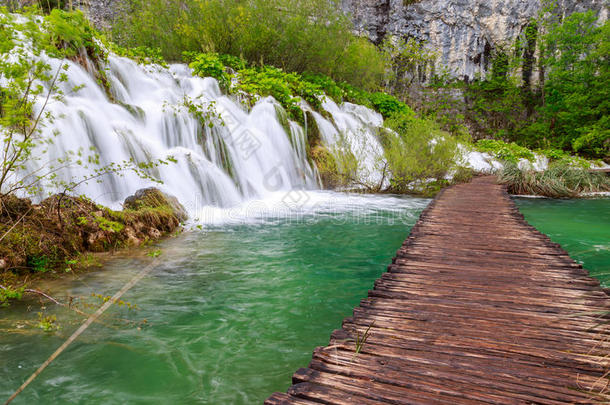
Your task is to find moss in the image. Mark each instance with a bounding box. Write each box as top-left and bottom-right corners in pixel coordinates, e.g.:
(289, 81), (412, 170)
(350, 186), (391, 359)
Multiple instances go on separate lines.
(305, 111), (322, 156)
(93, 215), (125, 233)
(0, 189), (184, 282)
(275, 104), (292, 136)
(310, 145), (343, 189)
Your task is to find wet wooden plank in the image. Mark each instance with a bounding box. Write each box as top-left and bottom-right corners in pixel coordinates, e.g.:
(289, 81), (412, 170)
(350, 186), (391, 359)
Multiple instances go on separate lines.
(265, 176), (610, 404)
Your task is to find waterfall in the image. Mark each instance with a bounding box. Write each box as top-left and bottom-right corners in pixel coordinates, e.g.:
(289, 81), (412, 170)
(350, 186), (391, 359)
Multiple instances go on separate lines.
(15, 50), (388, 219)
(311, 99), (387, 189)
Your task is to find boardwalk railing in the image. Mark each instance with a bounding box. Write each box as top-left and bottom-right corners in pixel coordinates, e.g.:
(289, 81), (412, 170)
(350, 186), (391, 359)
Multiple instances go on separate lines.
(267, 176), (610, 404)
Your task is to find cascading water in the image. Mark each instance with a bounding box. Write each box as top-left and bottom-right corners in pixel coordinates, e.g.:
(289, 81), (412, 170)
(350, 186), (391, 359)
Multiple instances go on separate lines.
(17, 49), (390, 221)
(5, 12), (548, 226)
(310, 99), (388, 189)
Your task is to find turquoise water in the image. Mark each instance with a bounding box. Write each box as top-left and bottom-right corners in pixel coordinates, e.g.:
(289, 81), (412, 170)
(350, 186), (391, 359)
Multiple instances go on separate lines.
(515, 197), (610, 286)
(0, 194), (428, 404)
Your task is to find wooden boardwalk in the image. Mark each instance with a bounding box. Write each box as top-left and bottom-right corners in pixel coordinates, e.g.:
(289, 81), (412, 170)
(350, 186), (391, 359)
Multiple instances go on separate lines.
(266, 176), (610, 404)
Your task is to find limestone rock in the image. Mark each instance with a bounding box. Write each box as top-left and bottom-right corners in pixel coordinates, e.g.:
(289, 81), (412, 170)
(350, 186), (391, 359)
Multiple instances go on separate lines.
(342, 0), (608, 81)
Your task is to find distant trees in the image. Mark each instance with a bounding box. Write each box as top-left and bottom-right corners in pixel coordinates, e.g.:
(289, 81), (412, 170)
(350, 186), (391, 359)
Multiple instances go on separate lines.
(112, 0), (386, 90)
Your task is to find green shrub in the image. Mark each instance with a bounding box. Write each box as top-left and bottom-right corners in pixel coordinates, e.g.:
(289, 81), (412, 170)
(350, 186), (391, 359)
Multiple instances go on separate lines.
(382, 115), (459, 195)
(112, 45), (167, 67)
(367, 92), (413, 119)
(337, 82), (372, 108)
(0, 285), (24, 307)
(475, 139), (535, 163)
(572, 122), (610, 159)
(112, 0), (388, 90)
(45, 9), (103, 58)
(301, 73), (344, 102)
(539, 12), (609, 158)
(461, 12), (609, 159)
(27, 255), (50, 272)
(188, 52), (231, 89)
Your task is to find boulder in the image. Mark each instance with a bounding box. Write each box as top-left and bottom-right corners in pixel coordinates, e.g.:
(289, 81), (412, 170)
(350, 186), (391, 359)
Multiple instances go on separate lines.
(123, 188), (188, 222)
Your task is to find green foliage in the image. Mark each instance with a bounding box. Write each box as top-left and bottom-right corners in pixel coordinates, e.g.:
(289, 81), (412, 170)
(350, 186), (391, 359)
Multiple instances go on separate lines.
(93, 215), (124, 233)
(367, 92), (414, 119)
(45, 9), (103, 58)
(381, 36), (436, 94)
(146, 249), (162, 258)
(236, 65), (315, 118)
(462, 11), (609, 159)
(0, 285), (24, 307)
(37, 312), (58, 331)
(27, 255), (50, 272)
(382, 114), (459, 195)
(451, 166), (475, 185)
(185, 49), (416, 123)
(572, 122), (609, 158)
(301, 73), (344, 102)
(465, 57), (527, 143)
(112, 0), (387, 89)
(111, 45), (167, 67)
(539, 11), (609, 158)
(475, 139), (535, 163)
(499, 161), (610, 198)
(187, 52), (231, 89)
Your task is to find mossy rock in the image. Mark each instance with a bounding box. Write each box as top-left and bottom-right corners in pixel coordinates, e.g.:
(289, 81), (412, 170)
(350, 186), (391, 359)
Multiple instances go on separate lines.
(0, 189), (187, 275)
(123, 188), (188, 222)
(310, 145), (342, 189)
(305, 110), (322, 151)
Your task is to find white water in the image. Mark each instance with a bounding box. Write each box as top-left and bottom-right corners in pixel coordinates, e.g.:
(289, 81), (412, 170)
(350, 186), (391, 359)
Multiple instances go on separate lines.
(311, 99), (387, 189)
(10, 50), (390, 222)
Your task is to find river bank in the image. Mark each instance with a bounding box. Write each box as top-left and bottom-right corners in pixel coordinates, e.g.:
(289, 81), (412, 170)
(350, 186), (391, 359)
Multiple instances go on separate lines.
(0, 188), (186, 304)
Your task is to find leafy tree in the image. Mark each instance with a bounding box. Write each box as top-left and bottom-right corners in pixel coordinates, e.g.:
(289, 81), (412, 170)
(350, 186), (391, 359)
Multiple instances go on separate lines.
(381, 36), (436, 95)
(540, 11), (609, 158)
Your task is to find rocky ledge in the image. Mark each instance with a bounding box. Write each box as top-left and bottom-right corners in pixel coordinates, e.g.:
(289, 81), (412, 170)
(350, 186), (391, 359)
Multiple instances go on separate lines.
(0, 188), (187, 278)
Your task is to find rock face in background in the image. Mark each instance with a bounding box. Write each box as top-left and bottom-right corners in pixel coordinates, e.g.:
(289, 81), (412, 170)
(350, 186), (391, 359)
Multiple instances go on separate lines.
(84, 0), (119, 31)
(341, 0), (608, 82)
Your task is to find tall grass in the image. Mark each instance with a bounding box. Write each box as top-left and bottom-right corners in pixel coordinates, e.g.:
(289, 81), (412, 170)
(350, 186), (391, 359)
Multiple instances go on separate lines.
(499, 162), (610, 198)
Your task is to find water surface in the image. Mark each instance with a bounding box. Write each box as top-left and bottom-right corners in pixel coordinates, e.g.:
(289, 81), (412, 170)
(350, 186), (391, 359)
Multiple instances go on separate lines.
(515, 197), (610, 285)
(0, 194), (428, 404)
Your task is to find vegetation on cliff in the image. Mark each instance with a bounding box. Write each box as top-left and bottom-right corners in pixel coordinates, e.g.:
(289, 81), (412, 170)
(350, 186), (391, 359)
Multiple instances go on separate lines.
(432, 11), (609, 161)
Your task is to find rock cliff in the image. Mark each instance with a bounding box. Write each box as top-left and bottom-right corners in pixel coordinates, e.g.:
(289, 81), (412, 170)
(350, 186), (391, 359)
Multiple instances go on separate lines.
(341, 0), (608, 81)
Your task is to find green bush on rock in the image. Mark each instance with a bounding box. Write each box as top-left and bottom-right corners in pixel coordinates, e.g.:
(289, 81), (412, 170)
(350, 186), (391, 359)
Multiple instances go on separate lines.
(382, 114), (459, 196)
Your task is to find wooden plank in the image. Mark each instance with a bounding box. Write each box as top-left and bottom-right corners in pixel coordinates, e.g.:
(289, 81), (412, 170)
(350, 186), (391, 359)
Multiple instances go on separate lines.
(266, 176), (610, 404)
